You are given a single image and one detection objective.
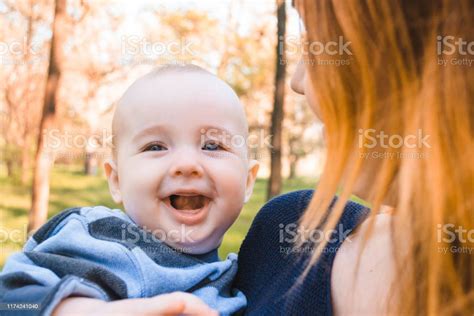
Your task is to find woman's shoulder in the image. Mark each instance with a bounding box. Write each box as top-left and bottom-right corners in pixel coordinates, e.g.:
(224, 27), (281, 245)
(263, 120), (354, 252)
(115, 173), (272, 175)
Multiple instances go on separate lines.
(331, 213), (396, 315)
(236, 190), (315, 260)
(235, 191), (371, 314)
(252, 189), (315, 224)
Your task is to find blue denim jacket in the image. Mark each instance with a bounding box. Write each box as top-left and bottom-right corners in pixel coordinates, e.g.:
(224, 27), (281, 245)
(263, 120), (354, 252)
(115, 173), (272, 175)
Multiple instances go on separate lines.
(0, 206), (246, 315)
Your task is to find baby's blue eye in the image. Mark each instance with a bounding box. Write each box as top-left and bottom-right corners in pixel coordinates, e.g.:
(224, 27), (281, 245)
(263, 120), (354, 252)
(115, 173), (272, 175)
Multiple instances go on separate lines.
(144, 143), (166, 152)
(202, 141), (222, 151)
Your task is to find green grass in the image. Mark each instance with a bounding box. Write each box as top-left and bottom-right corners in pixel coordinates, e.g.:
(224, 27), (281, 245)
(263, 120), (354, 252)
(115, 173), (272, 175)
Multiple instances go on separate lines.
(0, 164), (317, 268)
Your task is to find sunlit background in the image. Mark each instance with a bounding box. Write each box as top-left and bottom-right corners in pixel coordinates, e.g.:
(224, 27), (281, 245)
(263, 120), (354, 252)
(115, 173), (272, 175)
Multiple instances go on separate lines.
(0, 0), (326, 267)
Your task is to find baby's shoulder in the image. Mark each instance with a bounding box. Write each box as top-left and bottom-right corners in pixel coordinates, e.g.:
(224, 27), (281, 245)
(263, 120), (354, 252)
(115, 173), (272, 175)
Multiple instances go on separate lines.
(30, 206), (128, 246)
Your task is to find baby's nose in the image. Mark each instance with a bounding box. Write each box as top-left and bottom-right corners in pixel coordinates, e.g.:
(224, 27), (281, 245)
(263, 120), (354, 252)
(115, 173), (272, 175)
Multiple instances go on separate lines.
(169, 156), (204, 178)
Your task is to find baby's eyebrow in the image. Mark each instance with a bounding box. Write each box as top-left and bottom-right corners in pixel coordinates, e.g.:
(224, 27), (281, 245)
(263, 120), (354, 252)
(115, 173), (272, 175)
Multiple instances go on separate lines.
(199, 125), (238, 138)
(132, 125), (169, 143)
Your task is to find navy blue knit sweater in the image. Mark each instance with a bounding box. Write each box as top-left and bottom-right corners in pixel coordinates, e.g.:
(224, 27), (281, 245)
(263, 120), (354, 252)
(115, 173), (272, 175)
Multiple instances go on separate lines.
(234, 190), (369, 315)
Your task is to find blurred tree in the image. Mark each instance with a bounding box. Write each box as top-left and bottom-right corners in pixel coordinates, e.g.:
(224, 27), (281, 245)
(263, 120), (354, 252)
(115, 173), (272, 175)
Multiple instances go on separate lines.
(0, 0), (315, 231)
(29, 0), (67, 233)
(63, 2), (125, 175)
(267, 0), (286, 200)
(0, 0), (47, 184)
(285, 99), (322, 179)
(213, 0), (276, 167)
(81, 65), (123, 176)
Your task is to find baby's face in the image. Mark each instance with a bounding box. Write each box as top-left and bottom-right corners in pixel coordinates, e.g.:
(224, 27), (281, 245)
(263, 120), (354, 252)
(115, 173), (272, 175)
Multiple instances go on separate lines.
(105, 71), (258, 254)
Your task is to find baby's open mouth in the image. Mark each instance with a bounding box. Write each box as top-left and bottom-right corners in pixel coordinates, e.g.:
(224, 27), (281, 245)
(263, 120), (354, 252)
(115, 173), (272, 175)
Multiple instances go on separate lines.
(169, 194), (209, 211)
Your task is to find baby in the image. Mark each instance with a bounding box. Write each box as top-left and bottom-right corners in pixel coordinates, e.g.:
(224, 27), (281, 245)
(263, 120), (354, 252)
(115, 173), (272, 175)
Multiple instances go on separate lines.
(0, 64), (259, 315)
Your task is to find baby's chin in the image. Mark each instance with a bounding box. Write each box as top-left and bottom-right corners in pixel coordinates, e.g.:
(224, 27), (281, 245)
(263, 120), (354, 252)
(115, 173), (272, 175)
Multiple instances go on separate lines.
(165, 231), (222, 255)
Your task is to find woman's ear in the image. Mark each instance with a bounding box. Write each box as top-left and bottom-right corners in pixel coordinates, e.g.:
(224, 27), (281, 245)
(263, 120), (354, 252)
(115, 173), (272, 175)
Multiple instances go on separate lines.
(244, 160), (260, 203)
(104, 159), (122, 204)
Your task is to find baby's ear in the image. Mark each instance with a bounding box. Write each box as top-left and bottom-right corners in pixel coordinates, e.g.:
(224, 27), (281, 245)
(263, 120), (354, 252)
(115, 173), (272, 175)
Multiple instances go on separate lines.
(104, 159), (122, 204)
(244, 159), (259, 203)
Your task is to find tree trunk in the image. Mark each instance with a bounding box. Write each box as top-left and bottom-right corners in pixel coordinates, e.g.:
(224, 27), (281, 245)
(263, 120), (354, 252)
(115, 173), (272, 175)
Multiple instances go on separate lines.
(267, 0), (286, 200)
(28, 0), (66, 233)
(84, 151), (98, 176)
(6, 159), (14, 178)
(289, 155), (298, 179)
(21, 0), (34, 186)
(21, 138), (31, 185)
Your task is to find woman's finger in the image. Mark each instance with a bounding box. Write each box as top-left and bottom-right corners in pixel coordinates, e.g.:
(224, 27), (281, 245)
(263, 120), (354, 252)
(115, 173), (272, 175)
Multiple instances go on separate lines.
(152, 292), (218, 316)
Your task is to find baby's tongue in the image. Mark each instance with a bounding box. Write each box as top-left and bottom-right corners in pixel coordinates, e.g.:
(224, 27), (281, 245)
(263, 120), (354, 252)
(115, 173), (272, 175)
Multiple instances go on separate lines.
(171, 195), (205, 210)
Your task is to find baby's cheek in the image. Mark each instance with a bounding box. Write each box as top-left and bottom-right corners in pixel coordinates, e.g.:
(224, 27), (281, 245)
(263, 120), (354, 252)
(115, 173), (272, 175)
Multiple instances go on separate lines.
(124, 169), (158, 197)
(219, 169), (247, 200)
(217, 157), (247, 183)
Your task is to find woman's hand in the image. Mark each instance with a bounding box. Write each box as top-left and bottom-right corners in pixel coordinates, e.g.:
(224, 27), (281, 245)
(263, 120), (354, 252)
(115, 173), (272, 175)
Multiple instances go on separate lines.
(52, 292), (219, 316)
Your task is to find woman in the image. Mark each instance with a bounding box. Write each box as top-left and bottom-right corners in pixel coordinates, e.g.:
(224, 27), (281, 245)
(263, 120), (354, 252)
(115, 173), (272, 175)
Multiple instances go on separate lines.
(235, 0), (473, 315)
